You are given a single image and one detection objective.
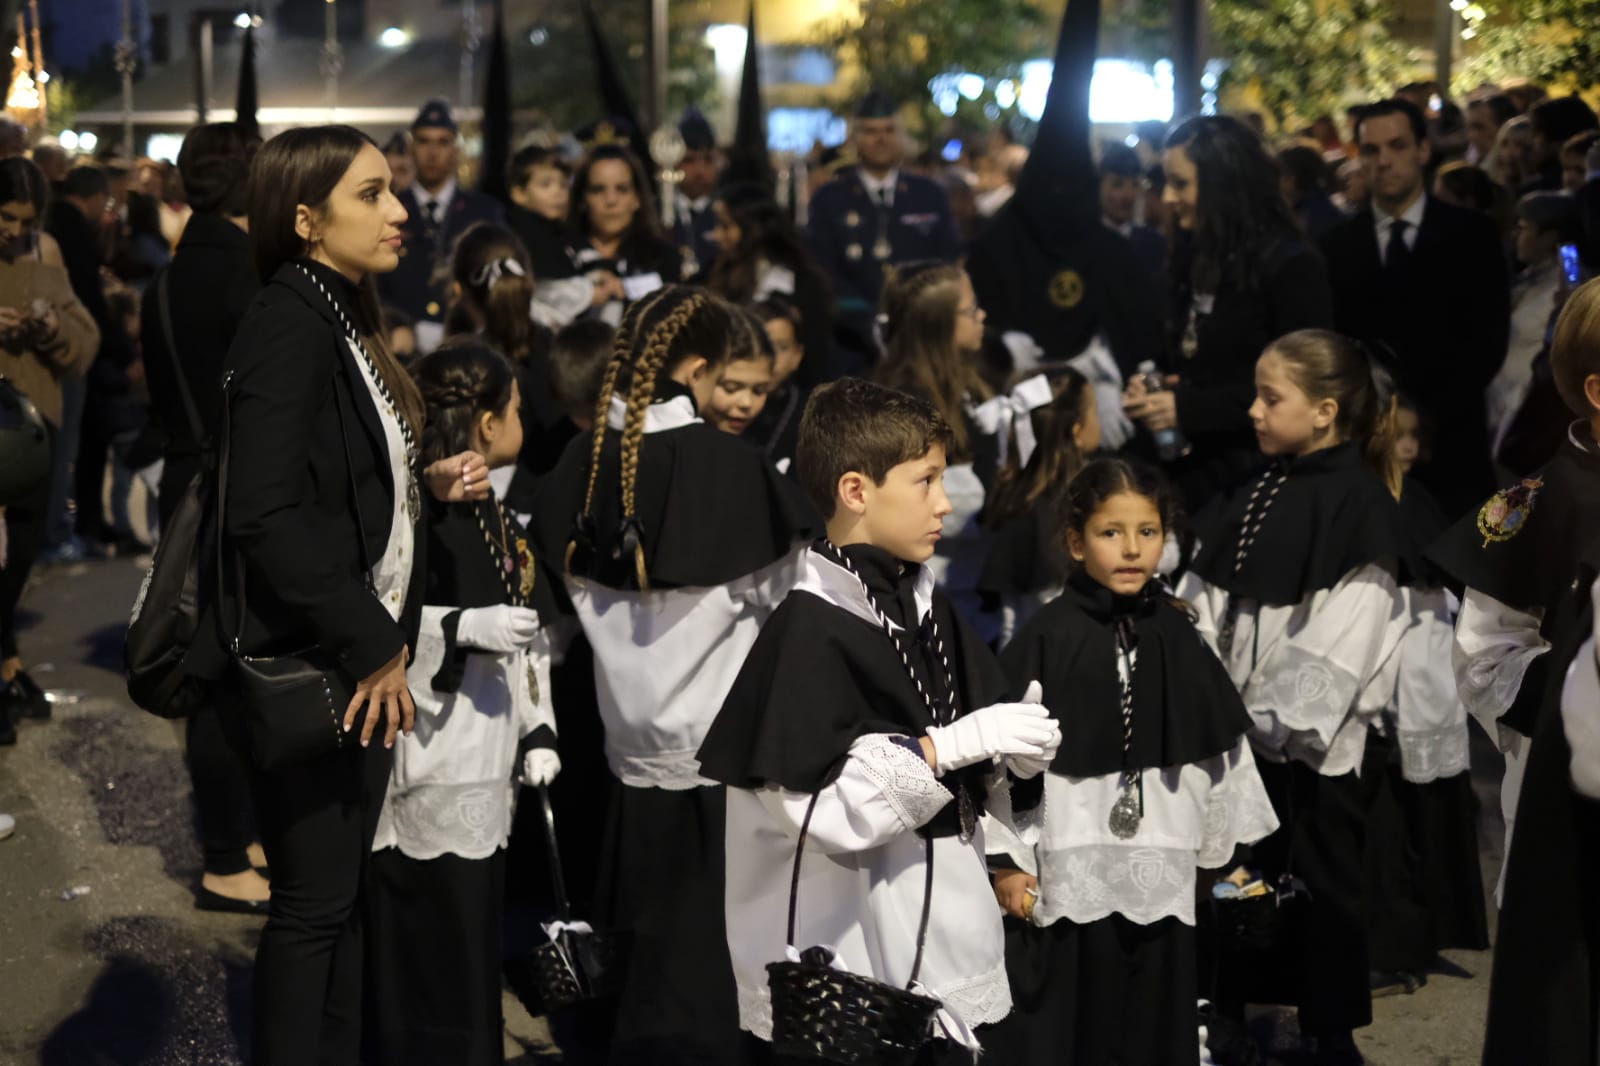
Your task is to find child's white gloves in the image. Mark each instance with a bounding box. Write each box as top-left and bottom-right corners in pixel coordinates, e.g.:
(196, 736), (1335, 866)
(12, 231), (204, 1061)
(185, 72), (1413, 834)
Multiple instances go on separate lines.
(523, 747), (562, 787)
(1003, 682), (1058, 779)
(456, 605), (542, 653)
(925, 681), (1060, 777)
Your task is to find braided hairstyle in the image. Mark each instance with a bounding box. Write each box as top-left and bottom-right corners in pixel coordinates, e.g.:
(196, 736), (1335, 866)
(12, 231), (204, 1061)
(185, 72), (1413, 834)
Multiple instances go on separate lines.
(410, 341), (517, 466)
(873, 261), (992, 462)
(566, 285), (740, 588)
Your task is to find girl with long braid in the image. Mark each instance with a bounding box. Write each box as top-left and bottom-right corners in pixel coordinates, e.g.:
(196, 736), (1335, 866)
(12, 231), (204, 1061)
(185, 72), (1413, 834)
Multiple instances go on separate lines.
(532, 284), (817, 1065)
(1179, 329), (1415, 1064)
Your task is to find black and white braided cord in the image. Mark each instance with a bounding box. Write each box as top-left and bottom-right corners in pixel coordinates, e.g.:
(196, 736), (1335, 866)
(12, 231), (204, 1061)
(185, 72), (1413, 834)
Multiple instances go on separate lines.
(1115, 621), (1137, 790)
(295, 263), (419, 471)
(474, 497), (524, 607)
(820, 541), (959, 727)
(1232, 466), (1288, 576)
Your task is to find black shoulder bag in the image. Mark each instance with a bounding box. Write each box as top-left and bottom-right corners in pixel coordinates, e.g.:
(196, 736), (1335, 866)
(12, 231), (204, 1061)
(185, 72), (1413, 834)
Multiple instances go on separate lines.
(125, 269), (215, 718)
(766, 793), (940, 1065)
(220, 364), (375, 771)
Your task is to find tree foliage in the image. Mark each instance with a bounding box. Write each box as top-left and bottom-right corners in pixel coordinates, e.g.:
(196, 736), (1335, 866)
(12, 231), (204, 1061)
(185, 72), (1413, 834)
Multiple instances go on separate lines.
(1456, 0), (1600, 92)
(815, 0), (1052, 134)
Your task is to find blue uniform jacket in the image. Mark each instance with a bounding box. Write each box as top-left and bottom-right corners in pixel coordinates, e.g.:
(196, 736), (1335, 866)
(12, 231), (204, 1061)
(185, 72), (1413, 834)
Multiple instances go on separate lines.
(378, 184), (507, 324)
(806, 168), (960, 317)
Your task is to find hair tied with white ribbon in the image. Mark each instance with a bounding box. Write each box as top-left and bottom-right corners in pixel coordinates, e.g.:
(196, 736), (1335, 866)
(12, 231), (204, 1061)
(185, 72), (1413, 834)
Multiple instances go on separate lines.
(970, 373), (1056, 469)
(472, 256), (527, 290)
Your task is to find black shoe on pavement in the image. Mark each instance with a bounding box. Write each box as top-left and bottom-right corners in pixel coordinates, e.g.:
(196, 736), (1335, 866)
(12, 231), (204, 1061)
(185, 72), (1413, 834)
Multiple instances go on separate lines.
(0, 709), (15, 746)
(7, 671), (50, 719)
(195, 887), (270, 915)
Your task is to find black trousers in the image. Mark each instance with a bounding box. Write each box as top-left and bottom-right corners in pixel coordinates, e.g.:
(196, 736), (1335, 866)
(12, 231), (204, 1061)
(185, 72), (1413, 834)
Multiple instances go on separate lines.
(186, 703), (257, 876)
(237, 731), (392, 1066)
(1255, 757), (1377, 1036)
(0, 425), (53, 661)
(366, 848), (506, 1066)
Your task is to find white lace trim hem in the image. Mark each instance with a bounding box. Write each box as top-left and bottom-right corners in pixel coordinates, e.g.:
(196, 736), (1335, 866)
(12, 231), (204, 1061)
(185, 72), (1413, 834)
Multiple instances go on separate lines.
(1398, 723), (1470, 783)
(608, 747), (716, 790)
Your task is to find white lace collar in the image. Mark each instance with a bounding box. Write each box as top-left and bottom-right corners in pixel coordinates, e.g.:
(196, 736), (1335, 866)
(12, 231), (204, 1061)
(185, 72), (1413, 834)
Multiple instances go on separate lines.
(605, 392), (702, 433)
(794, 545), (935, 634)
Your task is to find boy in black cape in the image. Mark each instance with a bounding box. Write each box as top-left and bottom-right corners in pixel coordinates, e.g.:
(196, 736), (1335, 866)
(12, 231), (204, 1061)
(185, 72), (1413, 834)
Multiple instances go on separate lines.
(698, 378), (1061, 1063)
(1429, 278), (1600, 904)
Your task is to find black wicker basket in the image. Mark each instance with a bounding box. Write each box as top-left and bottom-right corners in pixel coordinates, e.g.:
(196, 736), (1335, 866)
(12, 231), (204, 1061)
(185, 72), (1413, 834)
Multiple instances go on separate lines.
(766, 793), (939, 1065)
(507, 786), (631, 1016)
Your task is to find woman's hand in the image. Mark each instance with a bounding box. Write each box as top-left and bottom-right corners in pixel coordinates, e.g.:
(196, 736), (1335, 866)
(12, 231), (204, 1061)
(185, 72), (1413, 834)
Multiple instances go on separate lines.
(424, 451), (490, 503)
(0, 306), (26, 341)
(1122, 374), (1181, 433)
(343, 647), (415, 748)
(32, 307), (58, 345)
(588, 271), (624, 306)
(993, 868), (1039, 920)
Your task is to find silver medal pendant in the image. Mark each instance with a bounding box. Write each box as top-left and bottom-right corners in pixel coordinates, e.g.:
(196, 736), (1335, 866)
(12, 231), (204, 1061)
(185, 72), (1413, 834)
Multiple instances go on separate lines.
(1109, 787), (1142, 839)
(526, 662), (540, 705)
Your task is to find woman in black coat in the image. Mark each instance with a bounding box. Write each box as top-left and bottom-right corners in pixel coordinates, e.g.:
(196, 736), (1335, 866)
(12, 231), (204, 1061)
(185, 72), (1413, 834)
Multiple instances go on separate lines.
(569, 144), (682, 319)
(214, 124), (483, 1065)
(1123, 115), (1334, 510)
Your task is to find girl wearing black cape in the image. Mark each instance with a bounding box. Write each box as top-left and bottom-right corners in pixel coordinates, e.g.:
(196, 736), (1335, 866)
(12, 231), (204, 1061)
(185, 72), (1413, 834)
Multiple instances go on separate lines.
(531, 285), (817, 1065)
(1179, 330), (1413, 1063)
(984, 458), (1276, 1065)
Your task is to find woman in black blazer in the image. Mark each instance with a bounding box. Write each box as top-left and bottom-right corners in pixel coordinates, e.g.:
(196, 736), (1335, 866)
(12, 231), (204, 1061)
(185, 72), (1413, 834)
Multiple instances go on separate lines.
(1123, 115), (1335, 510)
(219, 124), (482, 1065)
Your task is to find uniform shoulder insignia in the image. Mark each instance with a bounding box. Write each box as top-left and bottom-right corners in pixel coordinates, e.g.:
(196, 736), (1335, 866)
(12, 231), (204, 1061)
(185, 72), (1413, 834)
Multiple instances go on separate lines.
(1477, 475), (1544, 546)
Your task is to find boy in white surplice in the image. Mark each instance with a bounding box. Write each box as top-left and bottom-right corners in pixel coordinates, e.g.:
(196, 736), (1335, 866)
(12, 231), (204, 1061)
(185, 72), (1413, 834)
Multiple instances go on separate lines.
(698, 378), (1062, 1064)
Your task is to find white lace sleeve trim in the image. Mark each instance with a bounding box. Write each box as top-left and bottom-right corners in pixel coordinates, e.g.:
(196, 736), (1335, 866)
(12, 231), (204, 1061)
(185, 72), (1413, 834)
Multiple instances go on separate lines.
(1244, 645), (1362, 748)
(851, 733), (953, 832)
(1197, 747), (1279, 868)
(1398, 723), (1471, 783)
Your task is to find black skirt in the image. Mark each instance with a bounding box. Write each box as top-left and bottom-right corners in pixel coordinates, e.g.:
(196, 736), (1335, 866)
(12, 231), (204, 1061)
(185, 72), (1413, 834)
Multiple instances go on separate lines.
(984, 913), (1199, 1065)
(366, 848), (507, 1066)
(597, 781), (748, 1066)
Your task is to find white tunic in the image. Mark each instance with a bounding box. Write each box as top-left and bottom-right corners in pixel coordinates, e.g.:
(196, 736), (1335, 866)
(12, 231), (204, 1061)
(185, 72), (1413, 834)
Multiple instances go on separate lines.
(1387, 587), (1472, 783)
(1181, 563), (1408, 777)
(372, 605), (563, 860)
(724, 553), (1011, 1049)
(566, 394), (807, 789)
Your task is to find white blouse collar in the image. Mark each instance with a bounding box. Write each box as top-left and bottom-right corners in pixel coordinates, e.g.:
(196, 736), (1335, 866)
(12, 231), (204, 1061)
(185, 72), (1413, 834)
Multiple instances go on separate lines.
(605, 392), (701, 434)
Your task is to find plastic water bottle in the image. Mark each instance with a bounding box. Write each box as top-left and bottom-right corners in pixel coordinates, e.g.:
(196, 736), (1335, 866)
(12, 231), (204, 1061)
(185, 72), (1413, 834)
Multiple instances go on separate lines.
(1136, 360), (1192, 462)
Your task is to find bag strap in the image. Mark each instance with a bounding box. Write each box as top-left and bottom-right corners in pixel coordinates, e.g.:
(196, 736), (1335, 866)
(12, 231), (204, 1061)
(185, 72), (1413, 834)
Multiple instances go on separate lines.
(786, 786), (937, 990)
(155, 268), (206, 445)
(223, 362), (377, 652)
(535, 784), (572, 922)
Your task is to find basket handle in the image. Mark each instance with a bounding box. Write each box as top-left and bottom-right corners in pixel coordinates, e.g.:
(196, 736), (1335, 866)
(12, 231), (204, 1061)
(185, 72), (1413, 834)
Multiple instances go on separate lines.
(785, 781), (937, 991)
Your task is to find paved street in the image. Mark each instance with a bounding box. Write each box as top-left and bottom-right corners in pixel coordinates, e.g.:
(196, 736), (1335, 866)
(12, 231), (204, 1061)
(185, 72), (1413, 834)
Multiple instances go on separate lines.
(0, 554), (1501, 1064)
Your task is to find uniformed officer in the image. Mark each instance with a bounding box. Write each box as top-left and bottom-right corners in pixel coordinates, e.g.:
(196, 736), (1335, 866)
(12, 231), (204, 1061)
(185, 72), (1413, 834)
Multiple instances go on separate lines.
(672, 107), (722, 278)
(377, 100), (505, 353)
(805, 89), (961, 354)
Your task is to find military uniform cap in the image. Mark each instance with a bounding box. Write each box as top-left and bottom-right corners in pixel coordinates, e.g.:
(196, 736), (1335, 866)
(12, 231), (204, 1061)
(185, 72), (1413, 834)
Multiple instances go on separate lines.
(855, 89), (898, 120)
(413, 100), (459, 134)
(678, 107), (716, 151)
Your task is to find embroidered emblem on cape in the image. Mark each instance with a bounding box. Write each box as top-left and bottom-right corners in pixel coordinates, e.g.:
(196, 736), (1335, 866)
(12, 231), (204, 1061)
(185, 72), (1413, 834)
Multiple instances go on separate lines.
(1477, 476), (1544, 546)
(1048, 269), (1084, 308)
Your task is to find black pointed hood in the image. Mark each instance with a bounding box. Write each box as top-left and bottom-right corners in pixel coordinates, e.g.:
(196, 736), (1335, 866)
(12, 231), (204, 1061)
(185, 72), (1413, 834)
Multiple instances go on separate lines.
(578, 0), (654, 170)
(478, 0), (512, 204)
(722, 1), (771, 190)
(966, 0), (1165, 372)
(235, 24), (259, 139)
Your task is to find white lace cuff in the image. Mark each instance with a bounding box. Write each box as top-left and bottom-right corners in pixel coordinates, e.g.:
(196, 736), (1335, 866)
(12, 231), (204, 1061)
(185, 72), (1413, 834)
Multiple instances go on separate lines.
(1399, 723), (1470, 783)
(851, 733), (954, 832)
(1244, 647), (1362, 748)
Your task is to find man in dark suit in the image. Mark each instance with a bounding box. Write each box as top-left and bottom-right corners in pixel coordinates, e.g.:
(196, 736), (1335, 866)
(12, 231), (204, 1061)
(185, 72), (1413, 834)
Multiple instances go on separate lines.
(1322, 97), (1511, 517)
(807, 90), (961, 353)
(377, 100), (505, 353)
(671, 107), (721, 279)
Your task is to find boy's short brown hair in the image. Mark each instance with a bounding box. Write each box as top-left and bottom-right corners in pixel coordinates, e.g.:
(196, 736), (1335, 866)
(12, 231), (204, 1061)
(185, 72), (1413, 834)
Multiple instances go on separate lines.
(1551, 278), (1600, 416)
(550, 318), (616, 422)
(797, 377), (953, 519)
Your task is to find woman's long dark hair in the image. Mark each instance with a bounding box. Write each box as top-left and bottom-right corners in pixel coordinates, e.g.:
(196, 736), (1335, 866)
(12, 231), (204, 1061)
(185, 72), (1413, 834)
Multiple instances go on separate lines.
(570, 144), (663, 245)
(705, 182), (831, 305)
(1164, 115), (1303, 294)
(247, 124), (424, 438)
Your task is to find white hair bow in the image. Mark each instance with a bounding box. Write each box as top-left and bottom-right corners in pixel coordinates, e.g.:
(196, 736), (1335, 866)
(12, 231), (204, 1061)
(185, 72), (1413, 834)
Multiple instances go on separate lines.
(473, 256), (527, 290)
(970, 373), (1055, 468)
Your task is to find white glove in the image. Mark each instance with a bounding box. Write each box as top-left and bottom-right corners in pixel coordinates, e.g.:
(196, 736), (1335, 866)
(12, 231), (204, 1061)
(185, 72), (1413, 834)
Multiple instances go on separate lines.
(455, 605), (542, 654)
(925, 681), (1060, 776)
(523, 747), (562, 787)
(1002, 682), (1059, 779)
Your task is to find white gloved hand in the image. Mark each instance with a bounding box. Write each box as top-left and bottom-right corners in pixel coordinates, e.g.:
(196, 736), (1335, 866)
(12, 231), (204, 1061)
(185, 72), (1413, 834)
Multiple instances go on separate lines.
(925, 681), (1060, 776)
(1002, 682), (1059, 779)
(455, 605), (542, 654)
(523, 747), (562, 787)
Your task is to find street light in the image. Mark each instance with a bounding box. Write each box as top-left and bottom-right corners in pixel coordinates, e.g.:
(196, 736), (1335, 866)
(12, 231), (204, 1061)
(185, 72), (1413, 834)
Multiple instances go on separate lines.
(378, 26), (409, 48)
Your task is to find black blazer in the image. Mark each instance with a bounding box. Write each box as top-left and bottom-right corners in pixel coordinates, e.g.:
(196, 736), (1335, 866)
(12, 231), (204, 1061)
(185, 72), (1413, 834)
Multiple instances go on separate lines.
(196, 261), (423, 684)
(1321, 197), (1511, 516)
(140, 212), (260, 525)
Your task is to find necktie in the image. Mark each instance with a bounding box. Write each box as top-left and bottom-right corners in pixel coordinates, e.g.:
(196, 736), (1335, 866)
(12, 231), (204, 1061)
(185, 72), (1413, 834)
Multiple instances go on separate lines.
(424, 200), (440, 225)
(1385, 218), (1410, 274)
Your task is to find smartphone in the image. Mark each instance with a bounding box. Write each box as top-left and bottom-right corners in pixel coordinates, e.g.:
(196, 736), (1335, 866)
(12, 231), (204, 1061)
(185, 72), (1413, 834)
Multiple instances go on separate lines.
(1561, 243), (1583, 285)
